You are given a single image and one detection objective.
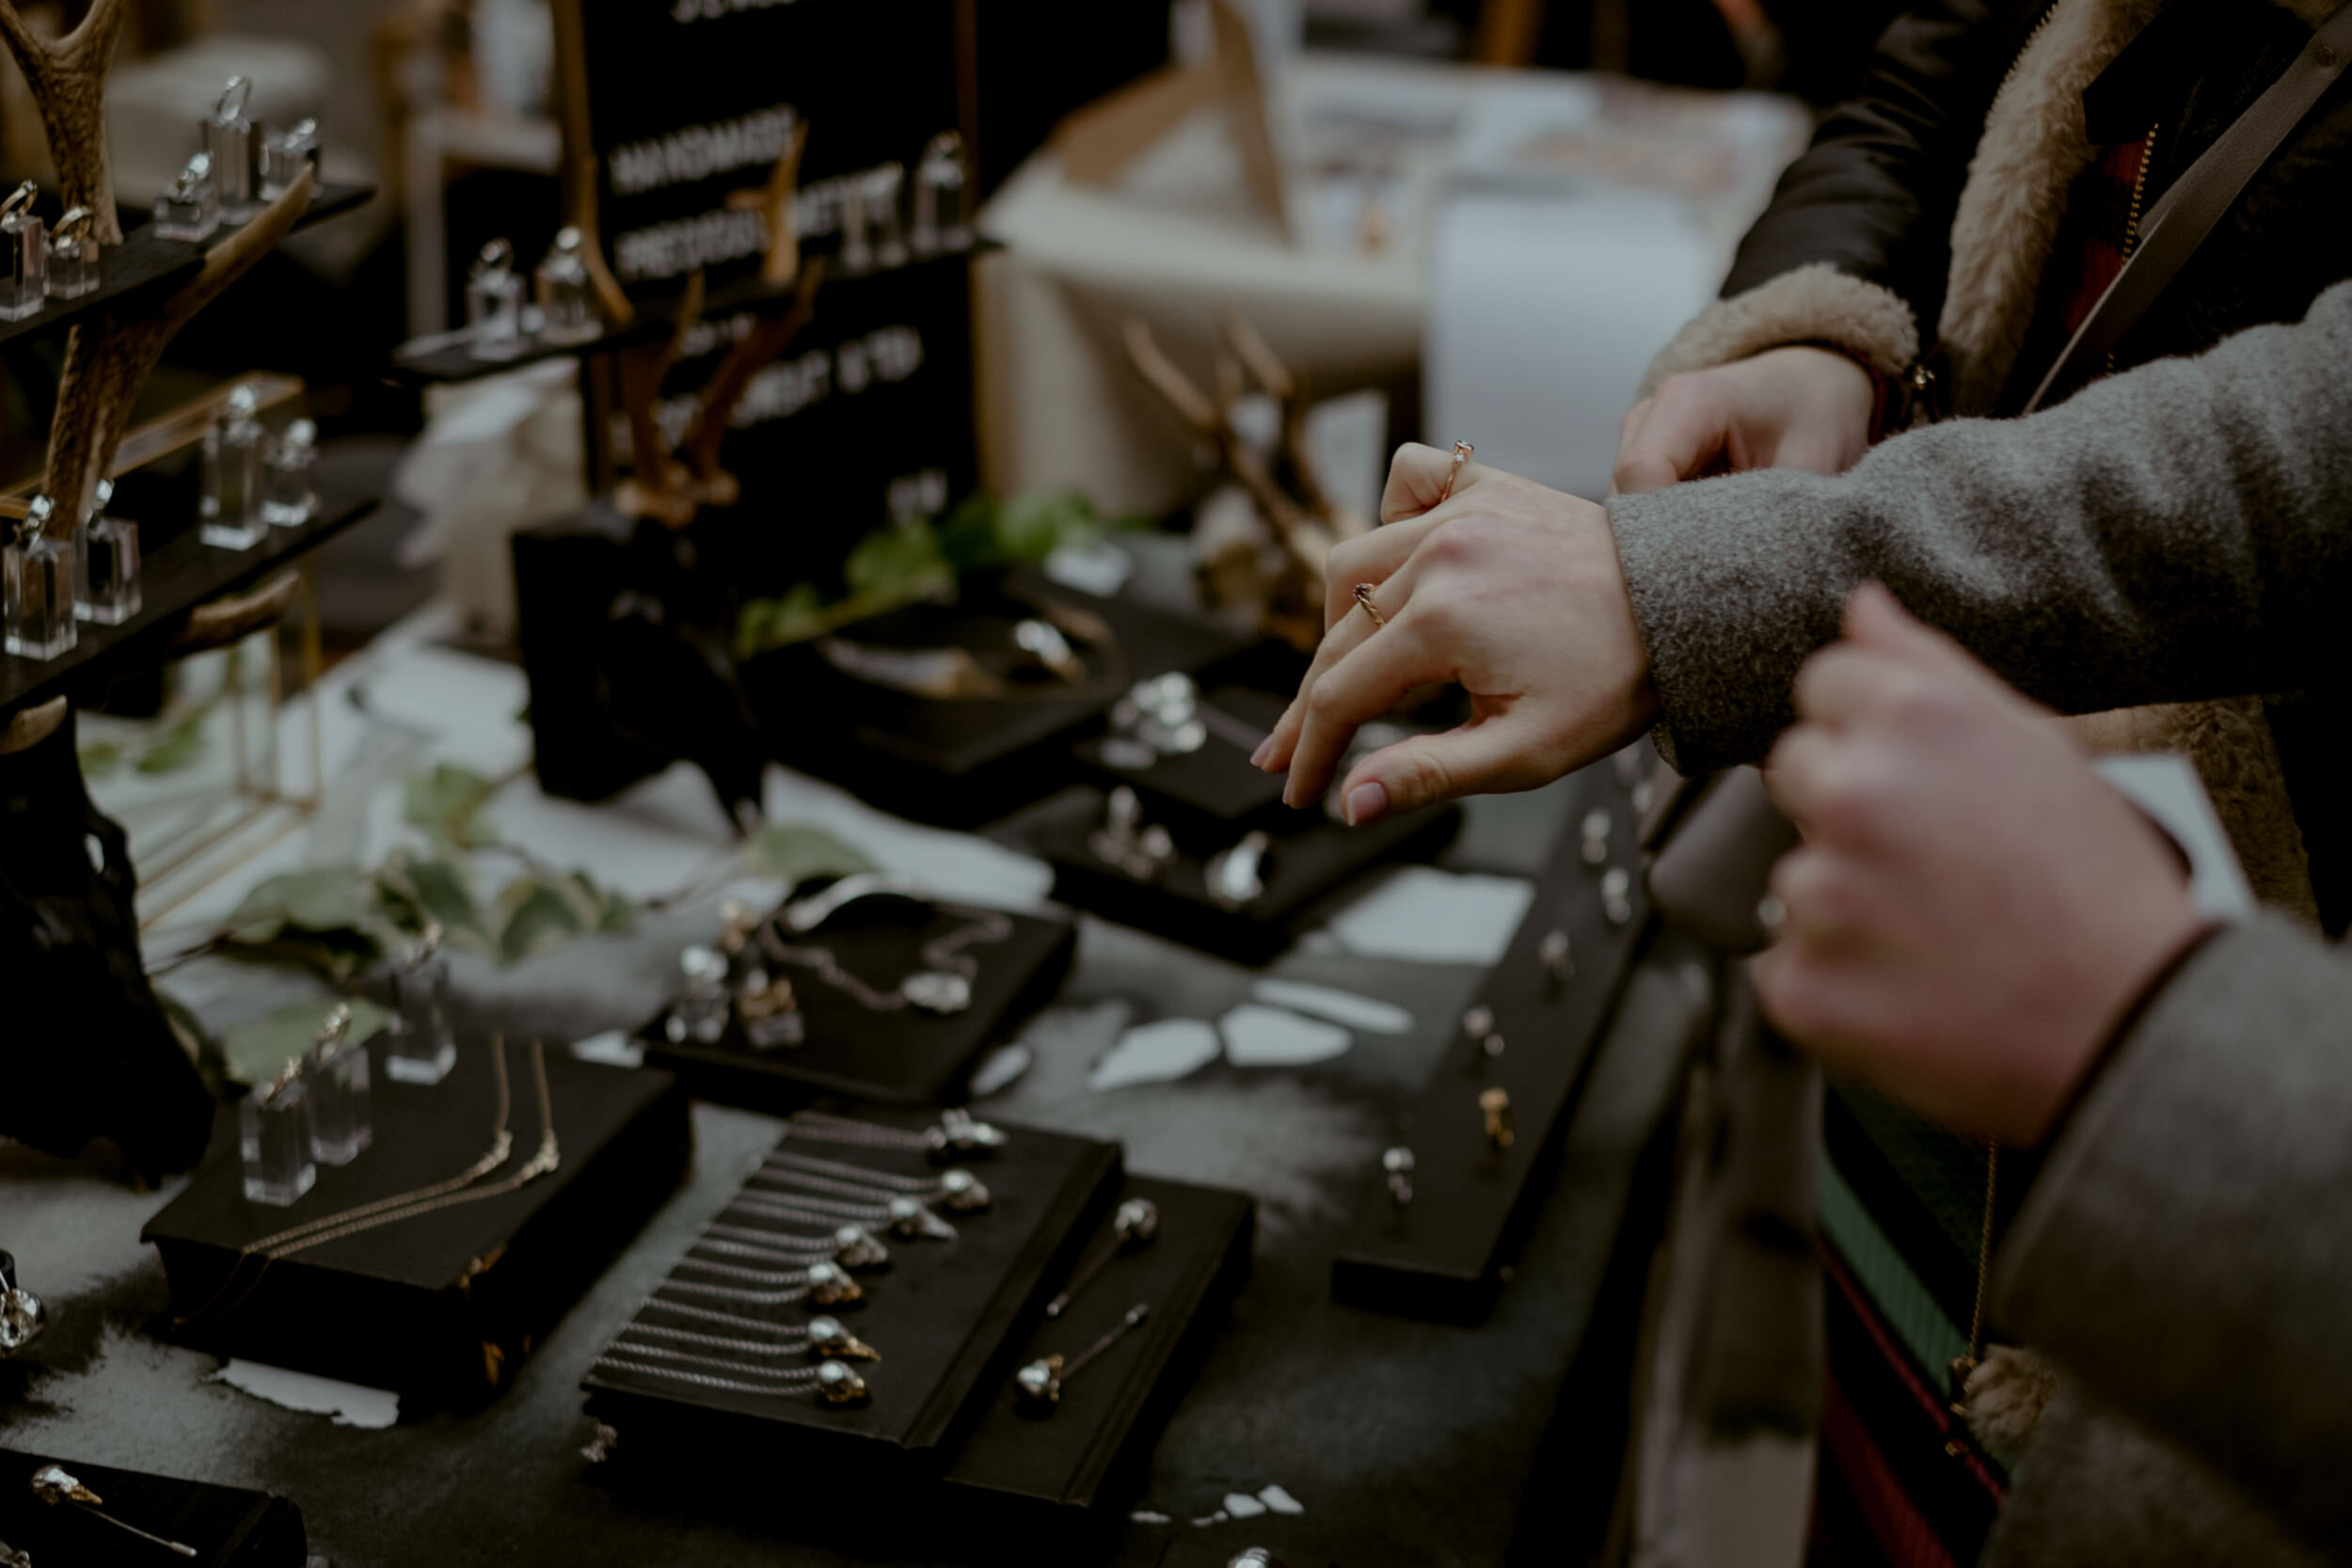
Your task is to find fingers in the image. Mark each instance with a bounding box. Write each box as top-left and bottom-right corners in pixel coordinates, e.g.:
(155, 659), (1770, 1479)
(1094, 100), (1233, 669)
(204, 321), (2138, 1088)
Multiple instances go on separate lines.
(1611, 376), (1731, 496)
(1320, 514), (1438, 631)
(1281, 607), (1454, 808)
(1380, 442), (1485, 524)
(1256, 576), (1396, 774)
(1335, 711), (1554, 822)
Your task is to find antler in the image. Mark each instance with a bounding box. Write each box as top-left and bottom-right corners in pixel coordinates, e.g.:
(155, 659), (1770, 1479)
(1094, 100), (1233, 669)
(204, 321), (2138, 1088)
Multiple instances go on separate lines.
(40, 167), (317, 534)
(681, 259), (823, 503)
(0, 0), (129, 245)
(1123, 317), (1336, 576)
(1218, 309), (1362, 536)
(612, 269), (707, 528)
(726, 119), (808, 292)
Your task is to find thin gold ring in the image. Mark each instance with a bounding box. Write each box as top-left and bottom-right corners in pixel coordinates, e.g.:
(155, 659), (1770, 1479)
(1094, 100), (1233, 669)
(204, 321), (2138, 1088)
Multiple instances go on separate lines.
(1353, 582), (1386, 627)
(1438, 439), (1474, 503)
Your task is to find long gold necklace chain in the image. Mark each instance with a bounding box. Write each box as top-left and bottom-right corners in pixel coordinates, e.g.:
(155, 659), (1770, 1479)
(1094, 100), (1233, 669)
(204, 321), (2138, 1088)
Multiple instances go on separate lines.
(177, 1039), (560, 1325)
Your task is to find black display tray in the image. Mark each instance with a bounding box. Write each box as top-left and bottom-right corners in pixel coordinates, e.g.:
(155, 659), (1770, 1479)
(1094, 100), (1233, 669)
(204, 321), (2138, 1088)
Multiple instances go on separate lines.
(739, 569), (1261, 828)
(943, 1174), (1255, 1515)
(0, 1449), (305, 1568)
(1074, 684), (1291, 834)
(1035, 785), (1461, 966)
(584, 1109), (1123, 1473)
(1331, 757), (1654, 1323)
(144, 1036), (691, 1406)
(639, 897), (1076, 1110)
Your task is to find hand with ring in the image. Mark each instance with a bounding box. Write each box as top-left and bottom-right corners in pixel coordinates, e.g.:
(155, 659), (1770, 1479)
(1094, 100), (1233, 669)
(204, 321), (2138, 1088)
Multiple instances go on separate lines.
(1253, 442), (1658, 825)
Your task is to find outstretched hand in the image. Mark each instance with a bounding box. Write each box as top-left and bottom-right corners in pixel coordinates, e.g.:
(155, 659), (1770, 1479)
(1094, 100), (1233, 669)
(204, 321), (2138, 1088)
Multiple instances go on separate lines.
(1252, 443), (1657, 823)
(1756, 585), (2207, 1145)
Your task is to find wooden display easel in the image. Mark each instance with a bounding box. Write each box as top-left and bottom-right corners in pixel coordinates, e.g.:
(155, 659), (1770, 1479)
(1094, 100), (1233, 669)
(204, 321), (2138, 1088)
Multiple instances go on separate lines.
(1051, 0), (1291, 241)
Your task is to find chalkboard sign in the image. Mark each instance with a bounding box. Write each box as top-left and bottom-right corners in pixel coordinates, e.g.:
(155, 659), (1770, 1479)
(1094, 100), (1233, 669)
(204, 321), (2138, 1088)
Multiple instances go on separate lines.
(553, 0), (966, 305)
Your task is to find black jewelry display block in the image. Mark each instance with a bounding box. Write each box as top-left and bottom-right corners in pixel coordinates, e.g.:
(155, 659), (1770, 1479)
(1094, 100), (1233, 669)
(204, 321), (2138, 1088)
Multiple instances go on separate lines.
(1035, 785), (1462, 966)
(143, 1037), (691, 1407)
(739, 569), (1261, 829)
(1074, 685), (1292, 835)
(639, 898), (1076, 1110)
(583, 1110), (1123, 1473)
(1331, 758), (1654, 1323)
(943, 1174), (1255, 1515)
(0, 1449), (306, 1568)
(1157, 1545), (1339, 1568)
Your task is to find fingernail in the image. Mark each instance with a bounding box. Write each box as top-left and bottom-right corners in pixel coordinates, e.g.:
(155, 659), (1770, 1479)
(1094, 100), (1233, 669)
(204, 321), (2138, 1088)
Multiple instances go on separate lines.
(1344, 781), (1389, 826)
(1249, 736), (1273, 768)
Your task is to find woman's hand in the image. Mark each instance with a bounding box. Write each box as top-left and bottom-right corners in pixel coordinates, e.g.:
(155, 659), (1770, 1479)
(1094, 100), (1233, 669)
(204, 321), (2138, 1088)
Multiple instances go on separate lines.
(1613, 344), (1876, 495)
(1252, 444), (1658, 823)
(1756, 585), (2206, 1145)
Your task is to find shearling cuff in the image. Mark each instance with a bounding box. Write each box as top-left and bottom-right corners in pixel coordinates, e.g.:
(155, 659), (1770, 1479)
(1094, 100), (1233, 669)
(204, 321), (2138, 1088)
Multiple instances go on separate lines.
(1639, 263), (1921, 400)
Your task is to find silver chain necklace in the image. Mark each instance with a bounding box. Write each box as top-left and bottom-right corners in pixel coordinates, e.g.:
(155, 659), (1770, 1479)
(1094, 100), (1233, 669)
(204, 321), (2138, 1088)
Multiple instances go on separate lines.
(748, 1161), (989, 1213)
(621, 1317), (876, 1360)
(592, 1352), (870, 1405)
(782, 1107), (1009, 1162)
(659, 1257), (864, 1308)
(725, 1188), (960, 1241)
(757, 906), (1012, 1016)
(695, 1221), (891, 1268)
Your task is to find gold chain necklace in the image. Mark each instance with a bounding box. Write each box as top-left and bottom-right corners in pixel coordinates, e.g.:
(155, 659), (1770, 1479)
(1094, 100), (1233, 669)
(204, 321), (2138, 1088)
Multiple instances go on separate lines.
(178, 1038), (560, 1324)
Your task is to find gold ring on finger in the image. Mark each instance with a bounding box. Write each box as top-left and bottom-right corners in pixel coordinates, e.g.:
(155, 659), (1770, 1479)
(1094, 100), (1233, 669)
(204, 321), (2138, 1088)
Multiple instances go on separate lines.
(1352, 582), (1386, 628)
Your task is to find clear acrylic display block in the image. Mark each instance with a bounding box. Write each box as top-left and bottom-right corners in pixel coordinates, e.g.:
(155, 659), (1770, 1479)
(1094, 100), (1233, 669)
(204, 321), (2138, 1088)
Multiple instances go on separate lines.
(199, 394), (267, 549)
(386, 945), (457, 1085)
(261, 421), (318, 527)
(4, 523), (76, 660)
(74, 514), (141, 625)
(305, 1037), (372, 1166)
(240, 1077), (316, 1206)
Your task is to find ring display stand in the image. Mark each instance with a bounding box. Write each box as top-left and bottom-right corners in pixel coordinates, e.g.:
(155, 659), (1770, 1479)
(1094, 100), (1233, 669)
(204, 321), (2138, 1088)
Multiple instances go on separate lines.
(1330, 755), (1655, 1323)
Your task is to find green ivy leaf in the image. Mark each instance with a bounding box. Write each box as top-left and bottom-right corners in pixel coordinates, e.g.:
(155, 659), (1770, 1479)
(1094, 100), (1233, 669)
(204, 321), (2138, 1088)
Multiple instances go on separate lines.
(372, 849), (487, 947)
(994, 488), (1096, 562)
(741, 823), (875, 885)
(79, 739), (123, 780)
(843, 517), (952, 602)
(220, 997), (389, 1086)
(227, 865), (374, 945)
(135, 714), (211, 776)
(404, 763), (499, 848)
(496, 876), (588, 965)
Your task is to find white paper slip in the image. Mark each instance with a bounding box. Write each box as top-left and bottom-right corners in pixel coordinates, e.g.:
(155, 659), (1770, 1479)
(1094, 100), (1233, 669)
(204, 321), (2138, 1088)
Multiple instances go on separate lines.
(211, 1361), (400, 1429)
(1089, 1018), (1223, 1092)
(1320, 866), (1535, 966)
(1220, 1003), (1352, 1068)
(1250, 978), (1412, 1035)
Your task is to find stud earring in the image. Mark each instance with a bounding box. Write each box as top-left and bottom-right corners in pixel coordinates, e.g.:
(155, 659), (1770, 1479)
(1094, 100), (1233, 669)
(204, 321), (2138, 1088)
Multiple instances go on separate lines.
(1383, 1146), (1415, 1205)
(30, 1465), (197, 1557)
(1045, 1198), (1159, 1318)
(1581, 807), (1613, 865)
(1461, 1004), (1503, 1066)
(1016, 1302), (1152, 1413)
(1480, 1086), (1515, 1150)
(1601, 867), (1634, 927)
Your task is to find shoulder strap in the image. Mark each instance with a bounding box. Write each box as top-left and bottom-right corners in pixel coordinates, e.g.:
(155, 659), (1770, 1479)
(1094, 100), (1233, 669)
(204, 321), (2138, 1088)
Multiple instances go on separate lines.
(2026, 3), (2352, 413)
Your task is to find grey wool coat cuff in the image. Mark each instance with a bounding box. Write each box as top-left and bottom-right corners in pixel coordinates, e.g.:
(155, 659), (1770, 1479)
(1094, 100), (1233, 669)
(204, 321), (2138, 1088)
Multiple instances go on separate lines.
(1605, 277), (2352, 776)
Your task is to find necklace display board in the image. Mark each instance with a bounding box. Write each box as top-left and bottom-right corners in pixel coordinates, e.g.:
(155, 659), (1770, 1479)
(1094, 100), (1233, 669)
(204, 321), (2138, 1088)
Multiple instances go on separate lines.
(639, 892), (1076, 1110)
(737, 569), (1262, 828)
(0, 1449), (306, 1568)
(142, 1037), (691, 1407)
(941, 1174), (1254, 1519)
(1331, 756), (1655, 1323)
(583, 1108), (1123, 1473)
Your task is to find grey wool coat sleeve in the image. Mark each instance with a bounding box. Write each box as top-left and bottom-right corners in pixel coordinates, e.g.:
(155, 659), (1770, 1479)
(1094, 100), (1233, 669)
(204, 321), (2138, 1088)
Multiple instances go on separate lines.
(1606, 277), (2352, 776)
(1991, 913), (2352, 1560)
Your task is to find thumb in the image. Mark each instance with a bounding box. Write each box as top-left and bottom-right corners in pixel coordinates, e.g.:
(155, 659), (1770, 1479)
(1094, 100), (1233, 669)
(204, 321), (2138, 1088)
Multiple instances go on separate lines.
(1336, 716), (1546, 824)
(1380, 442), (1482, 524)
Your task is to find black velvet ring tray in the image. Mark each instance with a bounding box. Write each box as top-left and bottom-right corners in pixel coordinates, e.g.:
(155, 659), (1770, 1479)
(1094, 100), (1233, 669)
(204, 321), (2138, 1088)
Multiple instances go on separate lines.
(1035, 785), (1462, 965)
(739, 569), (1261, 828)
(1331, 756), (1654, 1323)
(583, 1108), (1123, 1471)
(943, 1174), (1255, 1515)
(1074, 685), (1291, 835)
(144, 1037), (691, 1406)
(638, 896), (1076, 1111)
(0, 1449), (306, 1568)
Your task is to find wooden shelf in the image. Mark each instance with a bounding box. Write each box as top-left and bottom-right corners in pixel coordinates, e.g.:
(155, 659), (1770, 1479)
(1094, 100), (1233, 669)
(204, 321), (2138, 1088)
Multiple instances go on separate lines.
(0, 485), (379, 715)
(0, 182), (375, 354)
